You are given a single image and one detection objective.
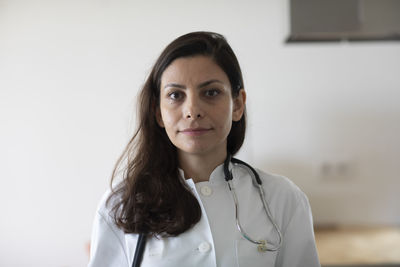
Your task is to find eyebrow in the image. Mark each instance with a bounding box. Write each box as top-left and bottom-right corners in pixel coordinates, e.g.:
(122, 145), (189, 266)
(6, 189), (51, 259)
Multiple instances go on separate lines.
(163, 79), (224, 90)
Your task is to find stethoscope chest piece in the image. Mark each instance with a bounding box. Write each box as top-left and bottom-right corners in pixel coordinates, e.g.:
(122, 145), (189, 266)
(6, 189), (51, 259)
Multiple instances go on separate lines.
(257, 240), (268, 252)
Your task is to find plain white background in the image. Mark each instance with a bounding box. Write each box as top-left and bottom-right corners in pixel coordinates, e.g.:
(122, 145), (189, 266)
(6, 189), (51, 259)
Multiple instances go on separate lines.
(1, 0), (399, 266)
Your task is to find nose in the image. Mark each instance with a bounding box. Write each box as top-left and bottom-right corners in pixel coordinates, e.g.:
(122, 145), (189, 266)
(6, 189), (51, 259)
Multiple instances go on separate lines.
(184, 93), (203, 119)
(186, 112), (201, 119)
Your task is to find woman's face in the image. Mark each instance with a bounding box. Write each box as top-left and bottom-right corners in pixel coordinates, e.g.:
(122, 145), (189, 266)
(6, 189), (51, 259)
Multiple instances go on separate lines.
(156, 55), (245, 159)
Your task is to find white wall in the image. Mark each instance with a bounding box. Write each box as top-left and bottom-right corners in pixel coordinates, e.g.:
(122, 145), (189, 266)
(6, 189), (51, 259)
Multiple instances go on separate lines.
(1, 0), (399, 266)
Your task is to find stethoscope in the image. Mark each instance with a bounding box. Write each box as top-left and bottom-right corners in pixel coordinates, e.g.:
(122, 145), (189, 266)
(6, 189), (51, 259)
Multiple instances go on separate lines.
(223, 154), (282, 252)
(132, 155), (282, 267)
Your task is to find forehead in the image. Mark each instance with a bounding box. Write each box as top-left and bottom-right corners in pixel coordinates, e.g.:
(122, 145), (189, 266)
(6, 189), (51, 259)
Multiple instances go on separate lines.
(160, 56), (230, 86)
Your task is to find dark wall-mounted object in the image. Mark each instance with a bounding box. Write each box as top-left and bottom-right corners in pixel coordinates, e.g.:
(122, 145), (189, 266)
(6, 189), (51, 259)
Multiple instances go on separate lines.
(287, 0), (400, 42)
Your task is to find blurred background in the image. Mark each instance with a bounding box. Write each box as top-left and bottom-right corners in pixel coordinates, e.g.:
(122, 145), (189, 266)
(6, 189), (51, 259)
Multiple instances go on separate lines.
(1, 0), (399, 266)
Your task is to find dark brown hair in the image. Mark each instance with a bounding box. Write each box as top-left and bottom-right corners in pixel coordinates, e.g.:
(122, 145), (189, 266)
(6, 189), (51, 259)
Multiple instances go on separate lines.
(108, 31), (246, 237)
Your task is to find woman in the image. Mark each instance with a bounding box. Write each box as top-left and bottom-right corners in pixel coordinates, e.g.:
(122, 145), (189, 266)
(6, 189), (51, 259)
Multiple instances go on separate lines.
(88, 31), (320, 267)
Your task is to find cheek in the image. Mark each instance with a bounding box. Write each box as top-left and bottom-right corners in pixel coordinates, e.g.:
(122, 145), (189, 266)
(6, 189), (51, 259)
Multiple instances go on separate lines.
(160, 108), (178, 129)
(215, 103), (233, 130)
(222, 116), (233, 132)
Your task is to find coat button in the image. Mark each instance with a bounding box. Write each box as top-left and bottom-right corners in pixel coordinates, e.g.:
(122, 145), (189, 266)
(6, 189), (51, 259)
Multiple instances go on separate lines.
(198, 242), (211, 253)
(200, 185), (212, 196)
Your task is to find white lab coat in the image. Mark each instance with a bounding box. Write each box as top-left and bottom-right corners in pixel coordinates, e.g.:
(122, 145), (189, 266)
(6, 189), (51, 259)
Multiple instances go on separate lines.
(88, 162), (320, 267)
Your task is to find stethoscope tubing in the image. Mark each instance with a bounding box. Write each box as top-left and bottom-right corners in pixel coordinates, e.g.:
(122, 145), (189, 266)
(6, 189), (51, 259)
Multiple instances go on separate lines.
(224, 155), (282, 252)
(132, 233), (147, 267)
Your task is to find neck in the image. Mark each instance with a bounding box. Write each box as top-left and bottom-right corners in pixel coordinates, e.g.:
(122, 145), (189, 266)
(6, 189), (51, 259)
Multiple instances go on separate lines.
(178, 149), (227, 183)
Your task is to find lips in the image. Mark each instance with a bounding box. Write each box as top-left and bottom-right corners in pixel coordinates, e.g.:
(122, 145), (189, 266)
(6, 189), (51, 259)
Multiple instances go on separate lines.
(179, 127), (212, 136)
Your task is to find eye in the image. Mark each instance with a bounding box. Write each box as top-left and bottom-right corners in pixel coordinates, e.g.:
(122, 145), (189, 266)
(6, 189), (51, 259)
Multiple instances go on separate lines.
(204, 88), (220, 98)
(168, 91), (184, 101)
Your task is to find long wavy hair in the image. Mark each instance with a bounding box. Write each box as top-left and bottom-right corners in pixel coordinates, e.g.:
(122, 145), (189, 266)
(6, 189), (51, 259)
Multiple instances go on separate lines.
(108, 31), (246, 237)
